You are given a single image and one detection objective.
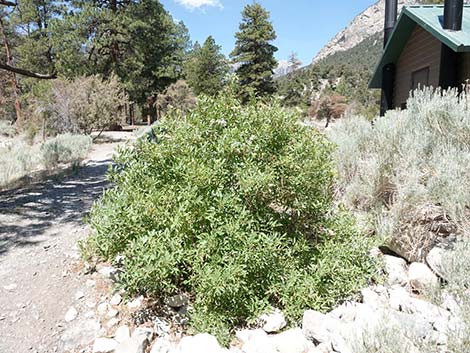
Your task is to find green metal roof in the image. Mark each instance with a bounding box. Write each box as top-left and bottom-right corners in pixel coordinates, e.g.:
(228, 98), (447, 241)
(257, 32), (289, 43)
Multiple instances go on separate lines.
(370, 5), (470, 88)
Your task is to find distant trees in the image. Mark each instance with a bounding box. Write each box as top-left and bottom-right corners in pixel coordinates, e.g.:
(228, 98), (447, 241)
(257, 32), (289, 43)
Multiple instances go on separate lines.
(184, 36), (229, 96)
(231, 2), (278, 100)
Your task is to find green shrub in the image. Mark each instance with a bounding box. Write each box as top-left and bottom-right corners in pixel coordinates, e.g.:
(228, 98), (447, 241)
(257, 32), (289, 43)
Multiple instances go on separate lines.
(328, 88), (470, 262)
(84, 95), (377, 343)
(41, 133), (92, 168)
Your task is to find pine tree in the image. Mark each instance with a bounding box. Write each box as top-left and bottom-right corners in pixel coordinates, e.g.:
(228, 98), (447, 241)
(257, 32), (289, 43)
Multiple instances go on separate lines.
(184, 36), (228, 96)
(231, 2), (278, 99)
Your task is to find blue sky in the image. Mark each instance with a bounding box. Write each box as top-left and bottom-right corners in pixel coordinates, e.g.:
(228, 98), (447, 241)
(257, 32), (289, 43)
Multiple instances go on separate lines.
(160, 0), (377, 66)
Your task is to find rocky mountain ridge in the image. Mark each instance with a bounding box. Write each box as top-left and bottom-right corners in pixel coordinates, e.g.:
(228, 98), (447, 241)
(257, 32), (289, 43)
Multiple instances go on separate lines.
(312, 0), (417, 64)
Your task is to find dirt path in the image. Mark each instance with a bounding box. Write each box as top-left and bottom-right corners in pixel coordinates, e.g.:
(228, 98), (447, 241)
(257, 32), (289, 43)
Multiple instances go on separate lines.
(0, 133), (133, 353)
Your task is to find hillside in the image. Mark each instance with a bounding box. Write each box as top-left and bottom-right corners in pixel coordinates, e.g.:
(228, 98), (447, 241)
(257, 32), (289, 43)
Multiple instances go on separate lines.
(312, 0), (416, 64)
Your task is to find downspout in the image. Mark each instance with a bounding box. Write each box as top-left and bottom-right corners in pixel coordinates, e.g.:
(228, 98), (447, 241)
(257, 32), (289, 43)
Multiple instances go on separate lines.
(380, 0), (398, 116)
(439, 0), (464, 89)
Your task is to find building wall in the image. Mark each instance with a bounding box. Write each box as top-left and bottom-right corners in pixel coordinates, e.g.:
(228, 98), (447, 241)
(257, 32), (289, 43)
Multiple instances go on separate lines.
(394, 25), (442, 107)
(459, 53), (470, 85)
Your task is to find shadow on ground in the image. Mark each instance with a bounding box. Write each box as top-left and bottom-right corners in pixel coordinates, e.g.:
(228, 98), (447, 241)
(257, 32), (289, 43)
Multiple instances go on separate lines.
(0, 159), (112, 256)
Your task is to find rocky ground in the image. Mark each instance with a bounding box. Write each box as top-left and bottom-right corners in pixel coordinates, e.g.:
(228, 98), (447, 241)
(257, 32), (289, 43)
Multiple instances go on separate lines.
(77, 240), (462, 353)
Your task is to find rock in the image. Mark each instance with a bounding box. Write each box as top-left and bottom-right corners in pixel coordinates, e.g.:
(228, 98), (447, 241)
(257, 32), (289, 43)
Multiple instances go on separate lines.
(92, 338), (118, 353)
(328, 302), (358, 322)
(97, 302), (110, 316)
(61, 319), (101, 351)
(127, 296), (144, 310)
(269, 328), (313, 353)
(115, 335), (148, 353)
(150, 338), (175, 353)
(75, 291), (85, 300)
(110, 294), (122, 306)
(164, 294), (189, 308)
(153, 318), (171, 336)
(383, 255), (408, 286)
(236, 329), (275, 353)
(107, 318), (120, 328)
(114, 325), (131, 343)
(176, 334), (223, 353)
(310, 342), (334, 353)
(360, 288), (387, 309)
(426, 239), (455, 279)
(408, 262), (438, 291)
(65, 307), (78, 322)
(259, 309), (287, 333)
(132, 326), (154, 341)
(107, 308), (119, 318)
(98, 266), (118, 280)
(302, 310), (331, 344)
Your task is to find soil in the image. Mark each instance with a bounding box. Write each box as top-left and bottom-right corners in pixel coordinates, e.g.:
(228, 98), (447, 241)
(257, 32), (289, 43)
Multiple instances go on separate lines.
(0, 132), (135, 353)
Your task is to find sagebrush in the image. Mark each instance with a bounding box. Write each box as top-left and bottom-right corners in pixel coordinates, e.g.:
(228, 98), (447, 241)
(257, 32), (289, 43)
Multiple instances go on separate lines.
(328, 88), (470, 261)
(84, 95), (377, 343)
(41, 134), (93, 168)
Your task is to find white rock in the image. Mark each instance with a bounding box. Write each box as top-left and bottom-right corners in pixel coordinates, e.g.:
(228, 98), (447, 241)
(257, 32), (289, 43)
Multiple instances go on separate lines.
(328, 302), (358, 322)
(98, 266), (118, 279)
(85, 311), (96, 319)
(107, 308), (119, 318)
(110, 294), (122, 306)
(302, 310), (330, 344)
(176, 334), (223, 353)
(115, 335), (148, 353)
(92, 338), (118, 353)
(115, 325), (131, 343)
(150, 338), (175, 353)
(236, 329), (275, 353)
(383, 255), (408, 286)
(97, 302), (110, 316)
(61, 319), (101, 351)
(65, 307), (78, 322)
(426, 240), (455, 280)
(132, 326), (154, 341)
(408, 262), (439, 291)
(360, 288), (387, 309)
(260, 309), (287, 333)
(75, 291), (85, 300)
(127, 296), (144, 310)
(107, 318), (120, 328)
(269, 328), (313, 353)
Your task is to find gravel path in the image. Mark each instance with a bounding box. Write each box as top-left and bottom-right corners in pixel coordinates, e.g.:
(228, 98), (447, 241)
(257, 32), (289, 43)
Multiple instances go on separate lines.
(0, 134), (132, 353)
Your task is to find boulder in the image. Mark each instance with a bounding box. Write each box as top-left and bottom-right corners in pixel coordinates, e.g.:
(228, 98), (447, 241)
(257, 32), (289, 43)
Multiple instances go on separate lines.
(110, 293), (123, 306)
(236, 329), (275, 353)
(259, 309), (287, 333)
(60, 319), (101, 351)
(302, 310), (342, 345)
(426, 239), (455, 280)
(115, 325), (131, 343)
(115, 335), (148, 353)
(408, 262), (438, 291)
(270, 328), (314, 353)
(93, 338), (118, 353)
(176, 334), (223, 353)
(383, 255), (408, 286)
(165, 294), (189, 308)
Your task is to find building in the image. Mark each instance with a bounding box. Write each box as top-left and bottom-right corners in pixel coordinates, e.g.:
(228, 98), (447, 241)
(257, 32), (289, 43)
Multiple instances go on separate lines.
(370, 0), (470, 114)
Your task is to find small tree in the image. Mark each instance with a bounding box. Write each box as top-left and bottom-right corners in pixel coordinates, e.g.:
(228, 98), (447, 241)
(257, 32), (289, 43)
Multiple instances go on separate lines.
(184, 36), (229, 96)
(155, 80), (196, 117)
(231, 2), (278, 100)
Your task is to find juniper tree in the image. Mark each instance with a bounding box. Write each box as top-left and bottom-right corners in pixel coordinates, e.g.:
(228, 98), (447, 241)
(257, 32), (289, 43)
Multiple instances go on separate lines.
(231, 2), (278, 100)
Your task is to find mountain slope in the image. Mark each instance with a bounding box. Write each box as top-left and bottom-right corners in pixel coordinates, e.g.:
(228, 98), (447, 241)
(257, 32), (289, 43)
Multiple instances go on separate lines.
(312, 0), (416, 64)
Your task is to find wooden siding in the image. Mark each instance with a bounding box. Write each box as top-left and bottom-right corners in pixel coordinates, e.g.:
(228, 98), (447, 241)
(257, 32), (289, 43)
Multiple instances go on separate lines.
(460, 53), (470, 84)
(394, 25), (442, 107)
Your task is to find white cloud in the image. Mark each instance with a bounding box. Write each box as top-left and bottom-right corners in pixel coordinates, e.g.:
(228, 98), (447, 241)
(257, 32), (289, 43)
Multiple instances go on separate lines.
(175, 0), (222, 10)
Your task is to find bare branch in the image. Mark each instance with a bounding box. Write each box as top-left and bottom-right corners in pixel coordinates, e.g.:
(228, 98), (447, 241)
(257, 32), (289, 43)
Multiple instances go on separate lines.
(0, 62), (56, 79)
(0, 0), (17, 7)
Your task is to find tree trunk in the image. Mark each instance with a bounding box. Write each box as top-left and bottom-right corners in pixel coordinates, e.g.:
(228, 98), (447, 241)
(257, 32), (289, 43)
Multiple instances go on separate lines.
(0, 16), (22, 125)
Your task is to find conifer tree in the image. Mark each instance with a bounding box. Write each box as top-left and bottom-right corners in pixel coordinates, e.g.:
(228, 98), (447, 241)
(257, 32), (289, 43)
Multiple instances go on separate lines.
(184, 36), (228, 96)
(231, 2), (278, 99)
